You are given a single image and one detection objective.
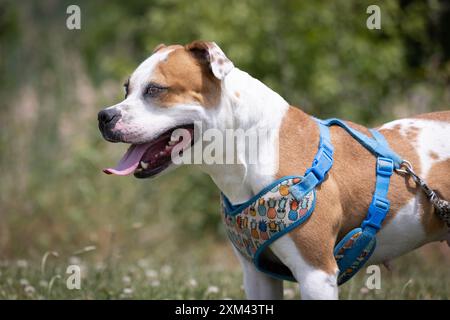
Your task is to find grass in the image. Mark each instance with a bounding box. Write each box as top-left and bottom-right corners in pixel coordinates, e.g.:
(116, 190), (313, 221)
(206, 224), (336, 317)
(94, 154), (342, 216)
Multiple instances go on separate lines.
(0, 242), (448, 300)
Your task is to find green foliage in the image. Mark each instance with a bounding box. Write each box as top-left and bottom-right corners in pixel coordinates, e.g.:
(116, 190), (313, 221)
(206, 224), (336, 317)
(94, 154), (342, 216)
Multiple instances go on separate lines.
(73, 0), (449, 121)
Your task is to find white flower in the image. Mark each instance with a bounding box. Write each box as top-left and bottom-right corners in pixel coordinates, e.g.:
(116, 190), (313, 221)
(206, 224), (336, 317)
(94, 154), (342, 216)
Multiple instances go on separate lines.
(69, 256), (81, 265)
(150, 280), (160, 287)
(206, 286), (220, 295)
(187, 278), (198, 288)
(145, 269), (158, 279)
(137, 259), (149, 269)
(19, 278), (29, 286)
(122, 288), (133, 296)
(122, 275), (132, 285)
(24, 285), (35, 295)
(17, 260), (28, 268)
(160, 265), (172, 277)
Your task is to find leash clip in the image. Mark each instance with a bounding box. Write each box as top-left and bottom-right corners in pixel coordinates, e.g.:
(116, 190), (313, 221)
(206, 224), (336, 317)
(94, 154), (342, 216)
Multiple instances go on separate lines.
(396, 159), (450, 227)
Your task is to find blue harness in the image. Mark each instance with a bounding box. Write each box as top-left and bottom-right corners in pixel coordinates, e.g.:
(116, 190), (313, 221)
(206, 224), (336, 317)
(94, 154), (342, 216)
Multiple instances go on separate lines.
(221, 118), (403, 285)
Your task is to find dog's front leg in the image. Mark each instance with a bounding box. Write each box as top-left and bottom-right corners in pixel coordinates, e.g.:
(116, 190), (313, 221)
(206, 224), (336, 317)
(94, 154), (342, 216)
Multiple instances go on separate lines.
(295, 266), (338, 300)
(271, 237), (339, 300)
(232, 248), (283, 299)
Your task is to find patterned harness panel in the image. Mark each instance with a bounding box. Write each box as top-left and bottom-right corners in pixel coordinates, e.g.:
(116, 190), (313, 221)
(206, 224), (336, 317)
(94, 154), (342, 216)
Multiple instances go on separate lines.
(221, 177), (316, 280)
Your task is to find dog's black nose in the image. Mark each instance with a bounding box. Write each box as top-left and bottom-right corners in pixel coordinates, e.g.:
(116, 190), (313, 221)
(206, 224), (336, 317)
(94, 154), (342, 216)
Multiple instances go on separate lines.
(98, 108), (122, 142)
(98, 108), (120, 126)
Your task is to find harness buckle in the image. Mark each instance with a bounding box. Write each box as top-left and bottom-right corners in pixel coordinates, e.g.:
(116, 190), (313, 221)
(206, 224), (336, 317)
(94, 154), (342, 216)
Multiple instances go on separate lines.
(308, 146), (333, 182)
(321, 140), (334, 157)
(373, 196), (390, 211)
(376, 157), (394, 177)
(362, 196), (390, 230)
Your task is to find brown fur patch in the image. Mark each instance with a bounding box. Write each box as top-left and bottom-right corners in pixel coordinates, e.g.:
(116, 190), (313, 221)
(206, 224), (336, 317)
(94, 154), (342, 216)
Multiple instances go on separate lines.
(150, 47), (221, 108)
(405, 126), (419, 141)
(276, 107), (425, 274)
(414, 110), (450, 123)
(277, 108), (339, 274)
(429, 151), (439, 160)
(421, 159), (450, 237)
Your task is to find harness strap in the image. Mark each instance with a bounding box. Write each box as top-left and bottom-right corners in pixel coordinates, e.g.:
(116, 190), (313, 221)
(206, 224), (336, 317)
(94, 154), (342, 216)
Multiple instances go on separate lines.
(289, 122), (333, 200)
(362, 157), (394, 232)
(319, 118), (403, 168)
(290, 118), (403, 201)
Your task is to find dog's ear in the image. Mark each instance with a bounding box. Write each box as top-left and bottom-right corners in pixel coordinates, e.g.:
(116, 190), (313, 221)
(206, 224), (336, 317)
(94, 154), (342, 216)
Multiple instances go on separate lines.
(152, 43), (167, 53)
(185, 40), (234, 80)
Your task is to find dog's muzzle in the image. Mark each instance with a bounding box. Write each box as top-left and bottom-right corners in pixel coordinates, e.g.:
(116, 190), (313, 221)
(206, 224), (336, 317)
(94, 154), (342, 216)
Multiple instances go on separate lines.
(98, 108), (122, 142)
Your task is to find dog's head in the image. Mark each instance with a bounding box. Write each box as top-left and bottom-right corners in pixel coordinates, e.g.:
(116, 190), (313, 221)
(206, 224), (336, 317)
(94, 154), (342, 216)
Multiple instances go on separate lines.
(98, 41), (234, 178)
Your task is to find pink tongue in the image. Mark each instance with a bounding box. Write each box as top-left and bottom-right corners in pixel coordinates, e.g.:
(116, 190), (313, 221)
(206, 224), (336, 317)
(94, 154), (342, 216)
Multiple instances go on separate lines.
(103, 143), (150, 176)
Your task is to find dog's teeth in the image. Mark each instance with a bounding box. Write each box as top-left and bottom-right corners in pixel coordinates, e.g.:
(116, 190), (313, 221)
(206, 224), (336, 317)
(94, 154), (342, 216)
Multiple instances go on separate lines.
(168, 140), (177, 146)
(140, 161), (148, 169)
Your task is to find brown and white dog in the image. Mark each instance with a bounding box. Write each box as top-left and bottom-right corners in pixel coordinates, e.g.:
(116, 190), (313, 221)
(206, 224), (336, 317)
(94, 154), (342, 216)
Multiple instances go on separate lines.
(98, 41), (450, 299)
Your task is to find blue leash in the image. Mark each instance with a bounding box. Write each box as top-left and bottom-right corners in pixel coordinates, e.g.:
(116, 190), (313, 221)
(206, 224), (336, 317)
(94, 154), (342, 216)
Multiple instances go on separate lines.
(290, 118), (402, 285)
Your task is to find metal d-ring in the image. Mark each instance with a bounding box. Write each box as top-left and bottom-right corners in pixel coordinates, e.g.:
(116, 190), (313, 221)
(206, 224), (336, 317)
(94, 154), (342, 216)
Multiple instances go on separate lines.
(395, 160), (413, 175)
(395, 160), (423, 185)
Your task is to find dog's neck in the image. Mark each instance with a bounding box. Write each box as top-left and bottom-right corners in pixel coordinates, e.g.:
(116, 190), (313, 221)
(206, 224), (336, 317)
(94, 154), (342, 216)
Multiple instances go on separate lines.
(199, 68), (290, 204)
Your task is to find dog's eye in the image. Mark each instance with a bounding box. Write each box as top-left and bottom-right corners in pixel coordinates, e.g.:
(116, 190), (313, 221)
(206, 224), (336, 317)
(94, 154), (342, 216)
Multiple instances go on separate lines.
(144, 83), (166, 98)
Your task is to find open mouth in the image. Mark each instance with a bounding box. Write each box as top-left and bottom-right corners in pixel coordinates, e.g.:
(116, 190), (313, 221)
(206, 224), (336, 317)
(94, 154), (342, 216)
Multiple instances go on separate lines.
(103, 124), (195, 178)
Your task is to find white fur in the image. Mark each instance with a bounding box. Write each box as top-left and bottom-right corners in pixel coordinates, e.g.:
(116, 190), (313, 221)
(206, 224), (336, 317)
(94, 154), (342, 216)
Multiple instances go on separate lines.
(200, 68), (289, 203)
(104, 44), (449, 300)
(270, 237), (338, 299)
(381, 118), (450, 176)
(370, 197), (427, 263)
